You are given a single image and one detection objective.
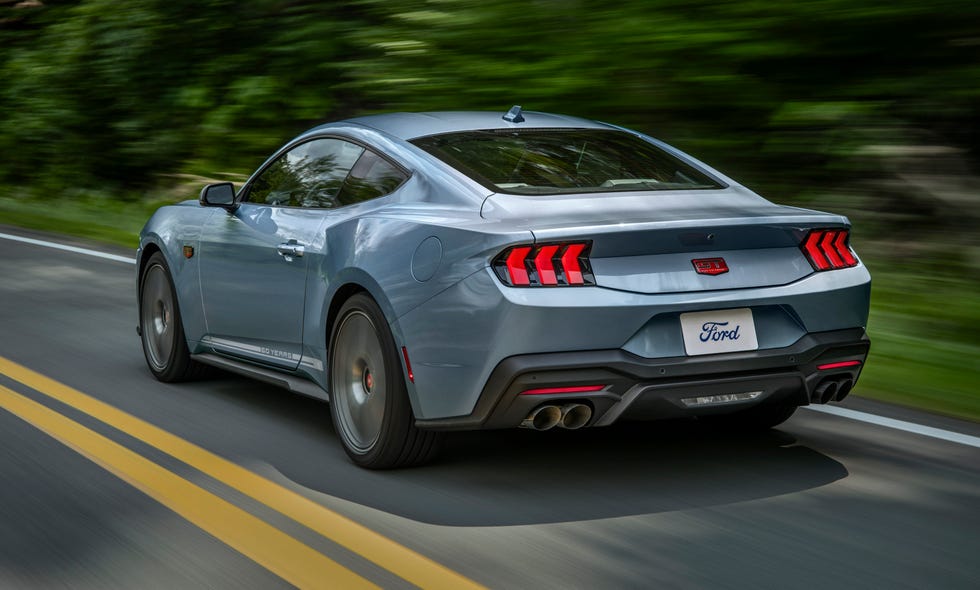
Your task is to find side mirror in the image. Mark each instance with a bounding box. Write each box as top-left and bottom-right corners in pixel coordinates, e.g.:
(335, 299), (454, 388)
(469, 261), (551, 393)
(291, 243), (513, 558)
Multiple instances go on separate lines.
(199, 182), (238, 210)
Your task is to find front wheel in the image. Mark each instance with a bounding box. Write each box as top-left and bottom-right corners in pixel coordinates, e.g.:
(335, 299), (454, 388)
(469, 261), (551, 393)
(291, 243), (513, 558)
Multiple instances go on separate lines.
(329, 293), (443, 469)
(139, 252), (207, 382)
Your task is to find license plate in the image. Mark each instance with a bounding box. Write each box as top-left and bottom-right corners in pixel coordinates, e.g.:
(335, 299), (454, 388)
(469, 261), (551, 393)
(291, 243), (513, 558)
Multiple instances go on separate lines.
(680, 308), (759, 356)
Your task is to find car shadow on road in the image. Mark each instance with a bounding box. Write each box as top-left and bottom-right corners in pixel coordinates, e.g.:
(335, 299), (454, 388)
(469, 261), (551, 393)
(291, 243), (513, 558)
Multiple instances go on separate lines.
(314, 424), (845, 526)
(202, 375), (849, 527)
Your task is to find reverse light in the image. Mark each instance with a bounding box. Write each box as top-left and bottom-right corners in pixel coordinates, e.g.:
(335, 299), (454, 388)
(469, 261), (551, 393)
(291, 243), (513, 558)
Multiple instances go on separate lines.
(493, 242), (595, 287)
(520, 385), (606, 395)
(801, 229), (858, 272)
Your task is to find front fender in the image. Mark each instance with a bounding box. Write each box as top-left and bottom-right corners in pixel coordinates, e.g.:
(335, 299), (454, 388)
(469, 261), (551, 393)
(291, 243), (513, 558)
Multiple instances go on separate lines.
(138, 203), (212, 347)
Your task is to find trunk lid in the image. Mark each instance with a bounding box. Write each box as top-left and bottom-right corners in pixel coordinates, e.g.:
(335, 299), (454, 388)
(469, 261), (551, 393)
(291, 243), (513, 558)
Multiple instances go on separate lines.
(481, 186), (849, 294)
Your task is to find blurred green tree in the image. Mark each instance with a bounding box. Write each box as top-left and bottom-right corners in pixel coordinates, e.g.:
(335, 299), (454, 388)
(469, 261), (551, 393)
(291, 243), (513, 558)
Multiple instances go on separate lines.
(0, 0), (977, 235)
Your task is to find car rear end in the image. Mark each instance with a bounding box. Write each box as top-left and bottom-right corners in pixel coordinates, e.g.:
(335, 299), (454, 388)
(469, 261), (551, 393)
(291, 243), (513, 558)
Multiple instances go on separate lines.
(396, 124), (870, 430)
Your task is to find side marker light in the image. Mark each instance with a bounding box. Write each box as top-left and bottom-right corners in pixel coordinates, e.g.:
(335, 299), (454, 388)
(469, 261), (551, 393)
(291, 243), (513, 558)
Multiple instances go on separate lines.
(401, 347), (414, 383)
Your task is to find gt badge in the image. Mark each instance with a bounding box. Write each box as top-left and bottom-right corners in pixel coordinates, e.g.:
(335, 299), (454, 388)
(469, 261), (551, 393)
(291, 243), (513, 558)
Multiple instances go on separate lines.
(692, 257), (728, 276)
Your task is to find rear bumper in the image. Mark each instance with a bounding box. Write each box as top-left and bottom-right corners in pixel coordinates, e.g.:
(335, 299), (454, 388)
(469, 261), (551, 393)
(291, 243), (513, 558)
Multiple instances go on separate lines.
(397, 263), (870, 421)
(415, 327), (869, 430)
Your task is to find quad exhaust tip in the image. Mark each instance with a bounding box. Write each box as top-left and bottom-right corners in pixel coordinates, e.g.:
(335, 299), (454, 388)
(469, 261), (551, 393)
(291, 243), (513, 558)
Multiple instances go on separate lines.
(811, 375), (858, 404)
(521, 405), (562, 431)
(812, 379), (840, 404)
(559, 403), (592, 430)
(520, 403), (593, 430)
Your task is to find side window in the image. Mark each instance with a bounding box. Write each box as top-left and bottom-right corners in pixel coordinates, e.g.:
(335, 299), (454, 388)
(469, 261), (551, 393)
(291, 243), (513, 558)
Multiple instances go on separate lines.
(336, 149), (409, 206)
(246, 138), (364, 208)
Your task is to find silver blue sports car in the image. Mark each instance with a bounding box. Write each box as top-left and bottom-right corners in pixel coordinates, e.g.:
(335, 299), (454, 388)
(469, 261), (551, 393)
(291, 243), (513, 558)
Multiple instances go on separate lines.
(137, 106), (871, 468)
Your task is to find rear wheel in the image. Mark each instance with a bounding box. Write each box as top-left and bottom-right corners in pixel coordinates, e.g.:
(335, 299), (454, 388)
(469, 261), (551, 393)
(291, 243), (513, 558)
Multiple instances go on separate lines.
(139, 252), (207, 382)
(702, 399), (799, 431)
(329, 293), (443, 469)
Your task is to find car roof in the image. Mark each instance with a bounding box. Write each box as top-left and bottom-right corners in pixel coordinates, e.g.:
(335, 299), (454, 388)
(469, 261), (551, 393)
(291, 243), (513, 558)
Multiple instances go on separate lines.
(330, 110), (616, 141)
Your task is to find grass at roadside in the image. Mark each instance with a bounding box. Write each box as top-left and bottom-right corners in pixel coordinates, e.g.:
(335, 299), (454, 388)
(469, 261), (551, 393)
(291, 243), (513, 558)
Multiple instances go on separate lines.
(858, 333), (979, 422)
(858, 267), (979, 422)
(0, 193), (166, 248)
(1, 194), (976, 422)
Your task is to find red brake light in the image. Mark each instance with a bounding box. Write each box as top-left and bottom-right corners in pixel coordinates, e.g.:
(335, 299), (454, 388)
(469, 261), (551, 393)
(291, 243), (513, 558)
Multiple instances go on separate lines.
(834, 232), (857, 266)
(493, 242), (595, 287)
(561, 243), (586, 284)
(803, 232), (831, 270)
(821, 231), (844, 268)
(801, 229), (858, 272)
(505, 246), (532, 286)
(534, 245), (560, 285)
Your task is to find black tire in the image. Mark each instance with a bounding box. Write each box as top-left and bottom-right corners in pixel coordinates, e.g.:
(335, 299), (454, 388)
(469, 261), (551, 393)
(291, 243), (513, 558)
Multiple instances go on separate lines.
(139, 252), (208, 382)
(328, 293), (443, 469)
(701, 399), (799, 431)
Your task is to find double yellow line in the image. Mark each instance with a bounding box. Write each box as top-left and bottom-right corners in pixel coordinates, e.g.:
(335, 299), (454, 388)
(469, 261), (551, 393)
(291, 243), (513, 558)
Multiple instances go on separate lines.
(0, 356), (483, 589)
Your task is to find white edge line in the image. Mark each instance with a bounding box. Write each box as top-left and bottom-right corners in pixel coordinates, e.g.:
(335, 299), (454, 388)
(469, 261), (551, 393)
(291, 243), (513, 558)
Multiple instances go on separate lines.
(804, 405), (980, 449)
(0, 232), (136, 264)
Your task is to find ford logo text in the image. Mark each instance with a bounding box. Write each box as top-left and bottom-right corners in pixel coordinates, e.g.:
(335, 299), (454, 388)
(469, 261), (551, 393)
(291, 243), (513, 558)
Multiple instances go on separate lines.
(700, 321), (741, 342)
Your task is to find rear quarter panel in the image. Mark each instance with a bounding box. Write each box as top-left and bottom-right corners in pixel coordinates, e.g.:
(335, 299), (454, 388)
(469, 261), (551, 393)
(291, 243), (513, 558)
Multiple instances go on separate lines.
(298, 193), (534, 408)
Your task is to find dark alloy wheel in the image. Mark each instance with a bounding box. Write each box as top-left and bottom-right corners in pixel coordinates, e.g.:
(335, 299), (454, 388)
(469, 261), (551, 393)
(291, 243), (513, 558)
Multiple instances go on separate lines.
(329, 293), (443, 469)
(139, 252), (206, 382)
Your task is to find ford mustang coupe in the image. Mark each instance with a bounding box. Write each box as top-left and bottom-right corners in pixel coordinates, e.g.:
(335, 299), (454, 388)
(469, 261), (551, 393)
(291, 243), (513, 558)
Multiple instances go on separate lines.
(137, 107), (870, 468)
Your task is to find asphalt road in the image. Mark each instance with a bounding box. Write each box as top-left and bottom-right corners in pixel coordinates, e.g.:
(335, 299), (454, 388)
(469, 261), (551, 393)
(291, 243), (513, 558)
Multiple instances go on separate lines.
(0, 226), (977, 589)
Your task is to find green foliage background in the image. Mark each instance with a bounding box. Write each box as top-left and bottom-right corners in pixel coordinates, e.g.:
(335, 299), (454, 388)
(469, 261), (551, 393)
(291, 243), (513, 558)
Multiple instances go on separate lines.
(0, 0), (977, 418)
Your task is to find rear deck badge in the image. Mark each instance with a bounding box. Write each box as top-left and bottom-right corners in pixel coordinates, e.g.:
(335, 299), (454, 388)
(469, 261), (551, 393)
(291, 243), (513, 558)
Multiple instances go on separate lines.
(692, 257), (728, 275)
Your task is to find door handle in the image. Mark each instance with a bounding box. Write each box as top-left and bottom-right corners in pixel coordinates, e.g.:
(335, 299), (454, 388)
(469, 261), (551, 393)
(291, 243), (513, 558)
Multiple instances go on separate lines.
(276, 240), (305, 261)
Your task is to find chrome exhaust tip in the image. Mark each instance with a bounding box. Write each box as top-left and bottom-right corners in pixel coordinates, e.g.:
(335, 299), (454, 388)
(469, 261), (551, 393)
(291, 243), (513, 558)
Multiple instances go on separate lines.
(520, 405), (562, 430)
(559, 403), (592, 430)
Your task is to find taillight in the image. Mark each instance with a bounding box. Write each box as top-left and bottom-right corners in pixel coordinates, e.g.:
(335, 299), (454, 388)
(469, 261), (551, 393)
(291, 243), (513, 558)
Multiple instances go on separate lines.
(801, 229), (858, 271)
(493, 242), (595, 287)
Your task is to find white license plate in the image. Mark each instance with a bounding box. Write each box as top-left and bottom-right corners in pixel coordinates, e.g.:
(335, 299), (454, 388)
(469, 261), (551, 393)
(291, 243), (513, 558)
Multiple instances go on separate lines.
(680, 308), (759, 356)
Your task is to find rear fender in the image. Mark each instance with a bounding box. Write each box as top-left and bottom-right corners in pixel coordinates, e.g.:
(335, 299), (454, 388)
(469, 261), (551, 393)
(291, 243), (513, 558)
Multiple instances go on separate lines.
(300, 214), (532, 417)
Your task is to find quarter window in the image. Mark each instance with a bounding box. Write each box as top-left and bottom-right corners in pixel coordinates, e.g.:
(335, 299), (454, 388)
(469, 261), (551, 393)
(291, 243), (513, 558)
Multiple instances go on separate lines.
(336, 150), (408, 206)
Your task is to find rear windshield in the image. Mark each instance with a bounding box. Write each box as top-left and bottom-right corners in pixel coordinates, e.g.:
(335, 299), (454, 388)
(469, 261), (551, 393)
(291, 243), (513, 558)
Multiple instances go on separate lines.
(410, 129), (723, 195)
